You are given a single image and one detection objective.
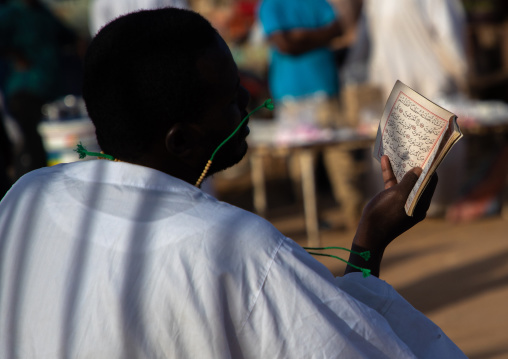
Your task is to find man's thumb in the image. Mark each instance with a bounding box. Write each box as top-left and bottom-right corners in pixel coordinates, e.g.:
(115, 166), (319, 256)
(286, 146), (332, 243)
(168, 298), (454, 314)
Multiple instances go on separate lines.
(398, 167), (422, 197)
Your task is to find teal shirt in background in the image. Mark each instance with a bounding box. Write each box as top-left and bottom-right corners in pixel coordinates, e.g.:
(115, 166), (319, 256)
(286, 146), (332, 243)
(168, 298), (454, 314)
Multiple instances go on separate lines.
(0, 0), (76, 101)
(258, 0), (339, 101)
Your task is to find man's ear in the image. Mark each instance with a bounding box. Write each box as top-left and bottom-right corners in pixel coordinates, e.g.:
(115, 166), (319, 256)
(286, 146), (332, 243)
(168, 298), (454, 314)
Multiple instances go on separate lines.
(164, 123), (203, 158)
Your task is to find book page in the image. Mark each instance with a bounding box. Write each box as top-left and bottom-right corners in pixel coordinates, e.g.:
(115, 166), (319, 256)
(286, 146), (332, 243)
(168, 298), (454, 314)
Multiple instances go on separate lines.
(374, 81), (451, 183)
(373, 81), (454, 214)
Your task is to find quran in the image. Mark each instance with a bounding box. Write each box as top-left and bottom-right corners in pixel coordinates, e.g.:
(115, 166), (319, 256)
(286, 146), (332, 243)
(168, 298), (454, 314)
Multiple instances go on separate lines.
(373, 80), (463, 216)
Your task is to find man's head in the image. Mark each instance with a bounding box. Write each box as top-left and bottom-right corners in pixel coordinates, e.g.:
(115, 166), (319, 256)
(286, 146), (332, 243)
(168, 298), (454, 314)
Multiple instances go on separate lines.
(83, 8), (250, 183)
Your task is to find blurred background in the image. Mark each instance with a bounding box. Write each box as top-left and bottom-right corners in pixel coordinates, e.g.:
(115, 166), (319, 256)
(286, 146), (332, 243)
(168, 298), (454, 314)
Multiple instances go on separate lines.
(1, 0), (508, 357)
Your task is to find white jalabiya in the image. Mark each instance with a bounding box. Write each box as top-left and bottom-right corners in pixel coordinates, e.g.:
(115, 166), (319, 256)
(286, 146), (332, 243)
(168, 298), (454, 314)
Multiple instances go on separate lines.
(0, 160), (466, 358)
(347, 0), (467, 101)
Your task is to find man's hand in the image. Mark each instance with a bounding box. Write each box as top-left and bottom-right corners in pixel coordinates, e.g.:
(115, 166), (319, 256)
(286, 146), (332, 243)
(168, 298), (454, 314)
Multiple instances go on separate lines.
(268, 20), (343, 56)
(357, 155), (437, 249)
(345, 155), (438, 277)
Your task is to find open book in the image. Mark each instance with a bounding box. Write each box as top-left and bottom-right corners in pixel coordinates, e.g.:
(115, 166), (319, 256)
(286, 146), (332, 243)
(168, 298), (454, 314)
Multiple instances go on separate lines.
(373, 80), (463, 216)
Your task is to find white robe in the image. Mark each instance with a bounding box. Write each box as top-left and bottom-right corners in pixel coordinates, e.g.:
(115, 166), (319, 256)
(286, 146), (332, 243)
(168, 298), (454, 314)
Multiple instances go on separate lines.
(346, 0), (467, 101)
(0, 160), (466, 358)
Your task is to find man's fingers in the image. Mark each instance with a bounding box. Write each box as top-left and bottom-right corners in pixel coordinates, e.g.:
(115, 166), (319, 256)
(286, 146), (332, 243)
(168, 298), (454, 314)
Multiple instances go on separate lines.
(381, 156), (397, 189)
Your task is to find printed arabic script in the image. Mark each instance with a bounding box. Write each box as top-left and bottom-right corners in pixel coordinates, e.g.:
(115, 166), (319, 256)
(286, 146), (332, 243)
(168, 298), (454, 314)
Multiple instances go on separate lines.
(379, 92), (448, 182)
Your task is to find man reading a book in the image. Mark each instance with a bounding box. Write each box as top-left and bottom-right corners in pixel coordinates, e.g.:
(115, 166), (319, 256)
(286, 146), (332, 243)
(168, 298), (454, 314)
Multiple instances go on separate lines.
(0, 8), (466, 358)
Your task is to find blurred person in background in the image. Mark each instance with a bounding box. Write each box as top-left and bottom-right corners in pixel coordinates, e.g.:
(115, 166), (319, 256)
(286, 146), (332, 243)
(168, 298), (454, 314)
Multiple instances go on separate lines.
(227, 0), (258, 44)
(328, 0), (364, 68)
(258, 0), (343, 133)
(0, 0), (80, 180)
(258, 0), (367, 228)
(89, 0), (190, 36)
(445, 1), (508, 222)
(345, 0), (468, 101)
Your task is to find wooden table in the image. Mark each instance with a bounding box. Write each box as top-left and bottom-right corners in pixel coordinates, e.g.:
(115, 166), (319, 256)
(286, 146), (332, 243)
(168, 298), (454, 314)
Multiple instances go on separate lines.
(247, 120), (375, 246)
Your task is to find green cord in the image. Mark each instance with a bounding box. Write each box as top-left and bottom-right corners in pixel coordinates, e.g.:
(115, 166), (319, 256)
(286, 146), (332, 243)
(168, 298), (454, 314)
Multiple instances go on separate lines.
(210, 99), (274, 161)
(74, 142), (115, 161)
(306, 252), (371, 278)
(303, 246), (371, 261)
(303, 246), (371, 278)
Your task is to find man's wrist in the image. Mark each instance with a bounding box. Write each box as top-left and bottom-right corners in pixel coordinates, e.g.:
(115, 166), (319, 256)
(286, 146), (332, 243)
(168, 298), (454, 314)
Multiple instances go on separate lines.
(345, 242), (385, 277)
(352, 223), (388, 253)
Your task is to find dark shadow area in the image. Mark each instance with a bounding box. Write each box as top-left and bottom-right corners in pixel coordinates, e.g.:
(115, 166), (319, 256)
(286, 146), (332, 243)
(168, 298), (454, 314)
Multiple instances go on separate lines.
(396, 249), (508, 314)
(469, 346), (508, 359)
(381, 243), (453, 271)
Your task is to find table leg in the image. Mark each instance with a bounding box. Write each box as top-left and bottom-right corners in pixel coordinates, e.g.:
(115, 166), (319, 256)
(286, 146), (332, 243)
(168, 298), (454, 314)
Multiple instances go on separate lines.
(299, 149), (320, 246)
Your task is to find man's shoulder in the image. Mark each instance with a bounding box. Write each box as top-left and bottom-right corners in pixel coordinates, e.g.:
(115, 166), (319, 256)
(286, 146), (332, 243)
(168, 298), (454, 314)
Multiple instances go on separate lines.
(10, 162), (66, 187)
